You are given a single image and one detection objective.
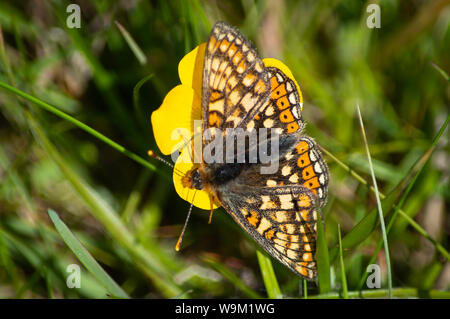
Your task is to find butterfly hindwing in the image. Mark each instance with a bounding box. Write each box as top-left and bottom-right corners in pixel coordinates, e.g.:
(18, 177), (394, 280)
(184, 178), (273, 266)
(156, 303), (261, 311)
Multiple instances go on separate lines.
(237, 135), (329, 208)
(218, 184), (318, 279)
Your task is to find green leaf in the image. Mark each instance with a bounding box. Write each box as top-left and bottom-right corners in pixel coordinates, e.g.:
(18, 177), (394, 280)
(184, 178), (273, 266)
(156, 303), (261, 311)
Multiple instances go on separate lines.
(316, 212), (330, 294)
(48, 209), (129, 299)
(256, 249), (282, 298)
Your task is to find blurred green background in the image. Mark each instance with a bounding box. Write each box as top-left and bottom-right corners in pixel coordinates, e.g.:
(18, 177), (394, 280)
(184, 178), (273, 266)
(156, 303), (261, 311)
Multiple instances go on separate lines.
(0, 0), (448, 298)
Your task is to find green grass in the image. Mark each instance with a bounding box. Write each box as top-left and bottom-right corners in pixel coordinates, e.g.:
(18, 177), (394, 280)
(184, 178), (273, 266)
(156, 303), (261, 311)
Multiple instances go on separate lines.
(0, 0), (449, 298)
(48, 209), (129, 298)
(357, 104), (392, 298)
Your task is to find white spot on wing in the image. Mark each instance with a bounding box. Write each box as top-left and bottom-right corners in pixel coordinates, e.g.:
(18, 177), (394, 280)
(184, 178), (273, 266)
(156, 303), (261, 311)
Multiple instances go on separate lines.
(289, 173), (299, 183)
(286, 82), (292, 92)
(292, 105), (300, 119)
(247, 52), (255, 63)
(288, 93), (296, 105)
(278, 194), (293, 210)
(263, 118), (274, 128)
(318, 188), (323, 198)
(285, 152), (294, 160)
(319, 174), (325, 185)
(212, 58), (220, 71)
(309, 150), (318, 161)
(266, 179), (277, 187)
(275, 73), (283, 83)
(265, 106), (274, 116)
(281, 166), (292, 176)
(314, 162), (322, 173)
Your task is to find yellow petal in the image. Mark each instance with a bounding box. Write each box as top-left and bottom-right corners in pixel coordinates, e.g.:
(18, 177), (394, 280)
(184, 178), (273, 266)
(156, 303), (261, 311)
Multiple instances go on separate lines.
(151, 85), (201, 155)
(263, 58), (303, 108)
(178, 43), (206, 97)
(173, 149), (219, 211)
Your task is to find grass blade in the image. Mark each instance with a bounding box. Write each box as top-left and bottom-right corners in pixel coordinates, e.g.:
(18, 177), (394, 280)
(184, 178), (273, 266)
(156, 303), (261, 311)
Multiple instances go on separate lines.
(430, 62), (450, 82)
(115, 21), (147, 65)
(133, 73), (154, 129)
(256, 249), (282, 298)
(48, 209), (129, 299)
(357, 115), (449, 289)
(27, 113), (184, 297)
(302, 279), (308, 299)
(0, 81), (159, 175)
(202, 254), (263, 299)
(357, 104), (392, 299)
(316, 212), (330, 294)
(309, 287), (450, 299)
(327, 116), (450, 262)
(337, 224), (348, 299)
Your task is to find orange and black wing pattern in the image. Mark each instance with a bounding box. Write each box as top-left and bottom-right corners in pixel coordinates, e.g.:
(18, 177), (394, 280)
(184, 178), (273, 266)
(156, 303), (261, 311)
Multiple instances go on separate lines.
(217, 136), (328, 280)
(199, 22), (329, 281)
(202, 22), (270, 132)
(218, 184), (319, 279)
(247, 67), (305, 135)
(240, 136), (329, 208)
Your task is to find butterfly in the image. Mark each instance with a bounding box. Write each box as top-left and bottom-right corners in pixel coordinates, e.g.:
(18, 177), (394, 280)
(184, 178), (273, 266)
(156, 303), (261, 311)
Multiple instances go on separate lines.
(181, 22), (329, 280)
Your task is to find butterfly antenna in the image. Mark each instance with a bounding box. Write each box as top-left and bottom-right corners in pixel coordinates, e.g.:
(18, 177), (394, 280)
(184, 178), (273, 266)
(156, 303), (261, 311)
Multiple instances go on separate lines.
(175, 191), (196, 251)
(147, 150), (174, 168)
(147, 150), (185, 177)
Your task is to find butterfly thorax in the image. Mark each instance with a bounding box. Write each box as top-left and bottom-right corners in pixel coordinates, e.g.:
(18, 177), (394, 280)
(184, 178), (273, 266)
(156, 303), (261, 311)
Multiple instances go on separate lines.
(183, 162), (248, 191)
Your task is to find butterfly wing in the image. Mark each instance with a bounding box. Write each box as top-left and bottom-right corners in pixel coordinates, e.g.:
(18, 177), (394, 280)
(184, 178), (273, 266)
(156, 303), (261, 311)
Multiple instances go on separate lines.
(200, 22), (329, 279)
(218, 183), (318, 280)
(242, 65), (329, 206)
(202, 22), (270, 132)
(239, 135), (329, 208)
(248, 66), (305, 135)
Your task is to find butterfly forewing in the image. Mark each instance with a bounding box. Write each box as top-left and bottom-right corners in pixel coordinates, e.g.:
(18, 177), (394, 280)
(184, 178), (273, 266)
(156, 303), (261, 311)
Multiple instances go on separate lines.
(202, 22), (270, 134)
(248, 67), (305, 135)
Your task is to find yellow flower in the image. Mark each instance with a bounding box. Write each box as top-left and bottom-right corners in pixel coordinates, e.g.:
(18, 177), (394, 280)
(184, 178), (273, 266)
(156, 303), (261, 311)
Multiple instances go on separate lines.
(151, 43), (303, 210)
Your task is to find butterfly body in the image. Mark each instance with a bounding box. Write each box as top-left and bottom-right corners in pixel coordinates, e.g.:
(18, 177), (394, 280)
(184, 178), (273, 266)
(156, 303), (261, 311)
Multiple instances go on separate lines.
(182, 22), (329, 280)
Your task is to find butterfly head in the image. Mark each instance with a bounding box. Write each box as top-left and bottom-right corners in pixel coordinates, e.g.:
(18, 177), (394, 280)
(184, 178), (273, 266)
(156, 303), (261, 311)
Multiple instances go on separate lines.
(182, 167), (204, 190)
